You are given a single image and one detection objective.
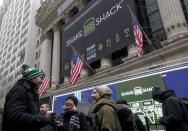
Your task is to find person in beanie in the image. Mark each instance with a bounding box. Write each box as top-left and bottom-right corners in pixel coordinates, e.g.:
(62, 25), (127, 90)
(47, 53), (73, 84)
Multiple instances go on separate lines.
(2, 64), (52, 131)
(57, 95), (90, 131)
(90, 85), (122, 131)
(152, 86), (188, 131)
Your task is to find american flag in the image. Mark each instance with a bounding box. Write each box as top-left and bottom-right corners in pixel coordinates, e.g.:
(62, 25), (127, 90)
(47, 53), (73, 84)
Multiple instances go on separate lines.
(132, 15), (143, 57)
(70, 51), (83, 85)
(38, 71), (50, 96)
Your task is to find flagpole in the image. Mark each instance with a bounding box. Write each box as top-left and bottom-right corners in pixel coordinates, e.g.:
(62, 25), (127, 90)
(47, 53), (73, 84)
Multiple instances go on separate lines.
(127, 5), (154, 47)
(67, 44), (96, 75)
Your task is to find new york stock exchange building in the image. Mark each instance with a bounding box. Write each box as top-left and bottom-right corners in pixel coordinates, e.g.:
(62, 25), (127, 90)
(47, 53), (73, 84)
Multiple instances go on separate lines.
(35, 0), (188, 127)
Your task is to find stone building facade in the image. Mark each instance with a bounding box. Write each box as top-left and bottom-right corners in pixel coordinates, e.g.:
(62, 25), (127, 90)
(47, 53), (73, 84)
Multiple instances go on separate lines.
(35, 0), (188, 98)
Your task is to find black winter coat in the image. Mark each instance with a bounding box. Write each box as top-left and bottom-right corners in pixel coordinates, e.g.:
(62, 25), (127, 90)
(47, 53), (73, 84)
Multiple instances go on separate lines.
(157, 90), (188, 131)
(2, 78), (47, 131)
(134, 113), (146, 131)
(57, 111), (90, 131)
(40, 122), (57, 131)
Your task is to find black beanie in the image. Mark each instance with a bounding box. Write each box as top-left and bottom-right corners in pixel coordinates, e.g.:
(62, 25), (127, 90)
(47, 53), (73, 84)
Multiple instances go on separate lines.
(152, 86), (164, 100)
(66, 96), (78, 106)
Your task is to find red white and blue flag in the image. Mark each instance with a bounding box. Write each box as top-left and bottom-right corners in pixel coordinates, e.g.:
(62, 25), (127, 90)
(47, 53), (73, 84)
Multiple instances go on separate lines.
(38, 71), (50, 96)
(70, 51), (83, 85)
(132, 15), (143, 57)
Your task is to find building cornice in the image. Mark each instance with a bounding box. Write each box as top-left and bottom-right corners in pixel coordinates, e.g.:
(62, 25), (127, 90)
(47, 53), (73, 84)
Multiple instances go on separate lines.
(36, 0), (80, 33)
(36, 0), (59, 30)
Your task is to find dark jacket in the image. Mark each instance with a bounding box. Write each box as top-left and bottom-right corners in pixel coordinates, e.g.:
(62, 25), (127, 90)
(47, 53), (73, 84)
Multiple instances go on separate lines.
(2, 78), (47, 131)
(40, 122), (57, 131)
(91, 96), (122, 131)
(58, 111), (90, 131)
(153, 90), (188, 131)
(134, 113), (146, 131)
(117, 104), (146, 131)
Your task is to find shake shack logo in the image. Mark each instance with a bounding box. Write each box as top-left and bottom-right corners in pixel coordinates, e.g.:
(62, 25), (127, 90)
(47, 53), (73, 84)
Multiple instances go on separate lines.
(66, 0), (124, 45)
(121, 87), (153, 96)
(84, 18), (95, 36)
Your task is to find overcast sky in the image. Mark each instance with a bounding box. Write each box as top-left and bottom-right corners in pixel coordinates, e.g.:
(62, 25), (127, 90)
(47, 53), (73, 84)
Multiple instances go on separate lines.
(0, 0), (3, 6)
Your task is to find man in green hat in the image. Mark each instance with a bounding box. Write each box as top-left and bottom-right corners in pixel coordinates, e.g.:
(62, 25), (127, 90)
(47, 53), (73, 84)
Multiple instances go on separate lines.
(2, 64), (53, 131)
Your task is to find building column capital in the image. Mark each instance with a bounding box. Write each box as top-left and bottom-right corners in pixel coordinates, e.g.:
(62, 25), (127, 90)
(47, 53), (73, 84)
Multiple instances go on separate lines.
(100, 56), (112, 69)
(76, 0), (88, 10)
(128, 44), (138, 59)
(63, 11), (74, 23)
(40, 31), (53, 42)
(45, 31), (53, 39)
(80, 66), (89, 78)
(157, 0), (188, 40)
(52, 23), (61, 31)
(64, 76), (70, 83)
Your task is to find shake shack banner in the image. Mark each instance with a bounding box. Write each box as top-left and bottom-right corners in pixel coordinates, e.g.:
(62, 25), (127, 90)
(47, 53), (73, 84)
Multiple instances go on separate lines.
(61, 0), (135, 76)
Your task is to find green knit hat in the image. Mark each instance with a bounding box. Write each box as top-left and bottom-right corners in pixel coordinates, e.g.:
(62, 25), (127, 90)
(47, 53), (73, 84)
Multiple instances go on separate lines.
(22, 64), (43, 80)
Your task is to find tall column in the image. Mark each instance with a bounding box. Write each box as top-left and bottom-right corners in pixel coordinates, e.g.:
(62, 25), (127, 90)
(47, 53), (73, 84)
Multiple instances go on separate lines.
(128, 44), (137, 58)
(64, 76), (69, 83)
(100, 56), (112, 69)
(80, 66), (89, 78)
(157, 0), (188, 39)
(51, 25), (61, 89)
(63, 14), (72, 83)
(40, 32), (52, 78)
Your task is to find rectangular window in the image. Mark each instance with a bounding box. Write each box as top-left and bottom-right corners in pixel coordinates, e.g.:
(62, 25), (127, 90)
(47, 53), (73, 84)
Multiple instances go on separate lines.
(3, 52), (6, 57)
(7, 53), (11, 60)
(0, 74), (2, 81)
(4, 70), (8, 77)
(5, 61), (10, 69)
(19, 37), (27, 48)
(11, 56), (16, 63)
(2, 79), (7, 87)
(9, 64), (15, 73)
(8, 75), (14, 83)
(2, 59), (5, 65)
(13, 47), (18, 54)
(8, 45), (13, 52)
(15, 69), (22, 77)
(0, 66), (4, 73)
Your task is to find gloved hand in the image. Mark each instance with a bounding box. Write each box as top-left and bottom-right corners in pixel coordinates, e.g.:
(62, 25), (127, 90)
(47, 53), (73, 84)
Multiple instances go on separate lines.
(56, 121), (65, 131)
(45, 111), (56, 121)
(35, 114), (50, 125)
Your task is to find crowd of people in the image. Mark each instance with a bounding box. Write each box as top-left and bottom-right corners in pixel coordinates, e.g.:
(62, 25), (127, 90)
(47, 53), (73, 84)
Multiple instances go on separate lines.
(1, 65), (188, 131)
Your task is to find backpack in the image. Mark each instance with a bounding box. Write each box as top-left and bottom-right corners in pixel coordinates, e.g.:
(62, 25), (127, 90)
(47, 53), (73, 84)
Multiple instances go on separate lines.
(85, 115), (93, 131)
(180, 97), (188, 107)
(117, 105), (138, 131)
